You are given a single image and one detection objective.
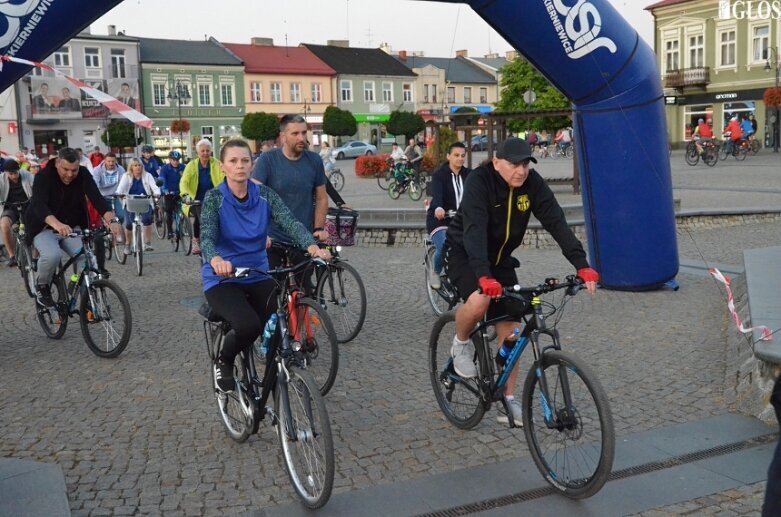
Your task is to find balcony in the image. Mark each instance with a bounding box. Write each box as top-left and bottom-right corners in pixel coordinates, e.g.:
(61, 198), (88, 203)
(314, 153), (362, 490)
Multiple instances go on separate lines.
(664, 66), (710, 90)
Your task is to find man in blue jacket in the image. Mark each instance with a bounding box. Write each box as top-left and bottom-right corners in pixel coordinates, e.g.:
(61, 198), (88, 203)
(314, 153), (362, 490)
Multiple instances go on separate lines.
(158, 150), (185, 238)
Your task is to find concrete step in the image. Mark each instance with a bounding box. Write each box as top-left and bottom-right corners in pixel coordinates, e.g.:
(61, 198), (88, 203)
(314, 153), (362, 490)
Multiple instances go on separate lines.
(0, 458), (70, 516)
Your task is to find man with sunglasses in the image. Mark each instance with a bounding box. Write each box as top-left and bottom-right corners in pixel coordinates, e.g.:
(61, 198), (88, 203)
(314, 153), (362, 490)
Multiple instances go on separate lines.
(443, 137), (599, 424)
(0, 160), (34, 267)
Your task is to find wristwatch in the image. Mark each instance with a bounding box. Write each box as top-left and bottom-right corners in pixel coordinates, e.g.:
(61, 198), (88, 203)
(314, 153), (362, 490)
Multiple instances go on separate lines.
(110, 217), (120, 224)
(313, 227), (324, 232)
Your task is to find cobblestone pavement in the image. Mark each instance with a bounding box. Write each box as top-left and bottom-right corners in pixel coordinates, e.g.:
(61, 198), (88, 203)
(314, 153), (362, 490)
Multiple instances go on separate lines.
(632, 481), (767, 516)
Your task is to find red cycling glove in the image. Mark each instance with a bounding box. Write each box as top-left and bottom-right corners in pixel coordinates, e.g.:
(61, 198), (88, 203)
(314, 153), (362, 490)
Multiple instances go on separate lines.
(577, 267), (599, 283)
(478, 276), (503, 297)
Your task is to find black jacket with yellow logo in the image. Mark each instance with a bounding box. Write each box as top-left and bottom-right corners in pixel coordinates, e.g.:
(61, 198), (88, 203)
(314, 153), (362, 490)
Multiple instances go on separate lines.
(445, 162), (589, 278)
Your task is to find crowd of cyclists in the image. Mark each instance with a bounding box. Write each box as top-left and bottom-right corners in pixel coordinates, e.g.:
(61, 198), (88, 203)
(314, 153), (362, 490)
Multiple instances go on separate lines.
(689, 114), (761, 164)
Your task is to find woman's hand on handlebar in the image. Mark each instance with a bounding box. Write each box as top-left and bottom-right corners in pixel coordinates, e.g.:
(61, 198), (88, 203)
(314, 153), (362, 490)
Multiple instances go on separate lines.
(307, 244), (331, 262)
(210, 256), (233, 277)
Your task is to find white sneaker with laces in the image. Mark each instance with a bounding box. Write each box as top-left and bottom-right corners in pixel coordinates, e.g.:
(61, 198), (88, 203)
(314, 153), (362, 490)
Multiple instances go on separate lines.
(451, 336), (477, 378)
(497, 398), (524, 426)
(429, 267), (441, 290)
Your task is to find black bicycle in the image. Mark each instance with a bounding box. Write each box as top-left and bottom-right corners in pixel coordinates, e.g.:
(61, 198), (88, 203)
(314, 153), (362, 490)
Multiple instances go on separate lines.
(201, 261), (334, 509)
(429, 276), (615, 499)
(34, 228), (132, 358)
(4, 201), (37, 297)
(313, 244), (367, 343)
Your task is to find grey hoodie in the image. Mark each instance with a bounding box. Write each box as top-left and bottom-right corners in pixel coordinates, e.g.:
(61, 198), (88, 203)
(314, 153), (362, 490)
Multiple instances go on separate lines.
(91, 161), (125, 197)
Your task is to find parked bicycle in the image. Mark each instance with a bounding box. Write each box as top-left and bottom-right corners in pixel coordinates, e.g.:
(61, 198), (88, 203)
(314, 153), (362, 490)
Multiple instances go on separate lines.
(201, 262), (334, 509)
(429, 275), (615, 499)
(312, 244), (367, 343)
(33, 228), (132, 358)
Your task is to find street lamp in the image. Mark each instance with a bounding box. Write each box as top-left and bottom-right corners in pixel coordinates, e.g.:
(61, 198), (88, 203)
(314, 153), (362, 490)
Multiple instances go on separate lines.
(764, 46), (779, 153)
(167, 80), (191, 156)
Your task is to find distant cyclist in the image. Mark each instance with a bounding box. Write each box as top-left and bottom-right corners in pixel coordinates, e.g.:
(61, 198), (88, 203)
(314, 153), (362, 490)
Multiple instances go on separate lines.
(140, 144), (161, 178)
(158, 150), (185, 238)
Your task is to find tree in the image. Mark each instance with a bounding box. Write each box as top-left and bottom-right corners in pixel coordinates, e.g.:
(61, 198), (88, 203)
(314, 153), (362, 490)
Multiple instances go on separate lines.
(241, 112), (279, 145)
(495, 58), (571, 133)
(450, 106), (480, 127)
(386, 110), (426, 140)
(323, 106), (357, 142)
(101, 120), (136, 149)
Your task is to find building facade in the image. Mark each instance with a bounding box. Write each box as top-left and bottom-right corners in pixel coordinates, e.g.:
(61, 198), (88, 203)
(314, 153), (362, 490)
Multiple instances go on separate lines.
(16, 28), (141, 157)
(224, 40), (336, 146)
(647, 0), (781, 146)
(138, 37), (244, 159)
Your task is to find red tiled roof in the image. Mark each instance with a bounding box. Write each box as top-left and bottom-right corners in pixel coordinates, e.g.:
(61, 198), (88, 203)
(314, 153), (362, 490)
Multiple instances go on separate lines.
(645, 0), (695, 11)
(223, 43), (335, 75)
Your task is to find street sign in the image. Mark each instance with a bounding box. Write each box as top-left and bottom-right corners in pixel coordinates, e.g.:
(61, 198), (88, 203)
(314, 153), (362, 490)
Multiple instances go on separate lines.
(523, 89), (537, 105)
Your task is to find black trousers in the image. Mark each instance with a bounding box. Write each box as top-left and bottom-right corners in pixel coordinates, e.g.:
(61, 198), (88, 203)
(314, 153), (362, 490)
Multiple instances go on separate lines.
(204, 280), (277, 363)
(763, 374), (781, 516)
(162, 194), (179, 235)
(190, 204), (202, 239)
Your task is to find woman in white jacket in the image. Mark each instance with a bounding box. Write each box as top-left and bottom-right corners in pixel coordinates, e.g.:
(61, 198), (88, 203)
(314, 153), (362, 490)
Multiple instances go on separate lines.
(116, 158), (161, 253)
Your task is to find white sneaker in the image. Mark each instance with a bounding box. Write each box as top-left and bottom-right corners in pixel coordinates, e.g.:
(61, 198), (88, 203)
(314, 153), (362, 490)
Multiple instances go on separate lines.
(497, 399), (524, 426)
(123, 244), (131, 255)
(429, 268), (441, 290)
(451, 336), (477, 378)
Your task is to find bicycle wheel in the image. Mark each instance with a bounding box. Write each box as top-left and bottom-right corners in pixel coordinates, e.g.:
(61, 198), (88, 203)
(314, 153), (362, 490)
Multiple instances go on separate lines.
(79, 279), (132, 358)
(104, 235), (113, 262)
(171, 215), (181, 252)
(17, 243), (35, 298)
(153, 202), (166, 239)
(275, 367), (334, 509)
(703, 147), (718, 167)
(549, 147), (560, 160)
(377, 169), (393, 191)
(408, 180), (424, 201)
(113, 233), (127, 265)
(294, 298), (338, 396)
(684, 146), (699, 166)
(429, 311), (486, 429)
(565, 145), (574, 158)
(387, 180), (401, 199)
(214, 347), (253, 443)
(37, 276), (68, 339)
(750, 139), (761, 155)
(134, 224), (143, 276)
(329, 170), (345, 192)
(735, 146), (747, 161)
(522, 350), (615, 499)
(425, 246), (451, 316)
(181, 216), (193, 256)
(718, 144), (728, 161)
(315, 261), (367, 343)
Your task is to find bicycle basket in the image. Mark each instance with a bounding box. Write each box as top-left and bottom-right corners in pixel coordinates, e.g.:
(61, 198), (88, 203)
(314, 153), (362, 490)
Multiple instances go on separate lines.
(125, 196), (152, 214)
(324, 206), (359, 246)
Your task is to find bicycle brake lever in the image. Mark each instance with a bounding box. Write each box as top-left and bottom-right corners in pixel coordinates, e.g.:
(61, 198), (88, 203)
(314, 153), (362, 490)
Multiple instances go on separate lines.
(234, 267), (250, 278)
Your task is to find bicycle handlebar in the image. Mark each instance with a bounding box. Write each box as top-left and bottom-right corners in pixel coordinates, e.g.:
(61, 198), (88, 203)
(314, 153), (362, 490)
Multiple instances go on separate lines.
(502, 275), (586, 300)
(232, 257), (327, 280)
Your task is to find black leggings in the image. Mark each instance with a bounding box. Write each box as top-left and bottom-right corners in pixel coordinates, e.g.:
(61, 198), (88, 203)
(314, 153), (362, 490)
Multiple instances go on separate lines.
(204, 280), (278, 363)
(190, 204), (202, 239)
(162, 194), (179, 235)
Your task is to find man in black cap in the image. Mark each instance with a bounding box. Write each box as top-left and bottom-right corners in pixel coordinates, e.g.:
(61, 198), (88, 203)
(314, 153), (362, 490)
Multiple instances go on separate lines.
(443, 137), (599, 425)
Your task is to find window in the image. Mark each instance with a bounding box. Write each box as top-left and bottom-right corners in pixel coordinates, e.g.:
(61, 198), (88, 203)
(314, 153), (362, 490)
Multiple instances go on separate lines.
(110, 49), (126, 78)
(198, 83), (212, 106)
(664, 40), (679, 72)
(311, 83), (322, 103)
(53, 46), (70, 68)
(179, 80), (193, 107)
(447, 86), (455, 104)
(463, 86), (472, 104)
(688, 34), (704, 68)
(382, 82), (393, 102)
(402, 83), (413, 102)
(752, 24), (770, 63)
(152, 82), (167, 106)
(270, 82), (281, 103)
(220, 83), (234, 106)
(340, 80), (352, 102)
(719, 29), (736, 67)
(290, 82), (301, 103)
(683, 104), (713, 140)
(480, 87), (488, 104)
(364, 81), (375, 102)
(250, 81), (262, 102)
(84, 47), (100, 69)
(423, 83), (429, 102)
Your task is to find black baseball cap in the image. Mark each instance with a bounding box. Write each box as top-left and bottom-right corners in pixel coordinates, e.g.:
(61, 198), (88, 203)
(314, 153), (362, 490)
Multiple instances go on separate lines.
(496, 137), (537, 164)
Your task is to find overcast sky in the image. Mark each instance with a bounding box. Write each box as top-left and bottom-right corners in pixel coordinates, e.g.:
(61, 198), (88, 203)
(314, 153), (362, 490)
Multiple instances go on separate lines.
(91, 0), (655, 58)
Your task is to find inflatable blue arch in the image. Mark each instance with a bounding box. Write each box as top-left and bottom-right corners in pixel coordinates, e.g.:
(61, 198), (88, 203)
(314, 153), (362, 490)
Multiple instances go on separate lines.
(0, 0), (677, 290)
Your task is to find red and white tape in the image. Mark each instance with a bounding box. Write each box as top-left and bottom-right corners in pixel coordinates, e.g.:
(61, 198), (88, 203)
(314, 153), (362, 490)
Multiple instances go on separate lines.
(709, 267), (772, 341)
(2, 54), (153, 129)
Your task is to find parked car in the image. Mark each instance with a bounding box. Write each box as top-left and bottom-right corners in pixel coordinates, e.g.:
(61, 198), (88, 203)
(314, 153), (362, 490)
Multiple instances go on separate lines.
(331, 141), (377, 159)
(468, 135), (488, 151)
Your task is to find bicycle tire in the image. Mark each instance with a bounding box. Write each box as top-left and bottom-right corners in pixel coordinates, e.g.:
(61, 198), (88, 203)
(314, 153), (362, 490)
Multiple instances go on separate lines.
(113, 233), (127, 265)
(718, 145), (728, 161)
(17, 242), (35, 298)
(408, 180), (424, 201)
(549, 147), (560, 160)
(425, 246), (451, 316)
(703, 147), (718, 167)
(294, 297), (338, 396)
(565, 146), (574, 158)
(735, 146), (747, 161)
(330, 170), (345, 192)
(387, 180), (401, 199)
(521, 349), (615, 499)
(80, 279), (132, 358)
(104, 235), (113, 262)
(684, 145), (699, 166)
(315, 261), (367, 343)
(182, 216), (193, 256)
(214, 344), (253, 443)
(37, 275), (68, 339)
(429, 311), (486, 429)
(153, 202), (166, 239)
(750, 139), (761, 155)
(275, 367), (334, 509)
(171, 215), (181, 252)
(134, 224), (143, 276)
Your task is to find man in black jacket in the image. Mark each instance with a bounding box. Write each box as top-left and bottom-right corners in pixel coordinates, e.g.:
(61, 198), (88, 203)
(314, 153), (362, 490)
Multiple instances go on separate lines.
(444, 137), (599, 424)
(27, 148), (119, 306)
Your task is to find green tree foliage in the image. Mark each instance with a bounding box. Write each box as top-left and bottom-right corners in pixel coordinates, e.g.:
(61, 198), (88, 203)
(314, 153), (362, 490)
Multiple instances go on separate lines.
(434, 126), (459, 162)
(496, 58), (571, 133)
(450, 106), (480, 127)
(386, 110), (426, 140)
(101, 120), (136, 149)
(323, 106), (357, 141)
(241, 112), (279, 144)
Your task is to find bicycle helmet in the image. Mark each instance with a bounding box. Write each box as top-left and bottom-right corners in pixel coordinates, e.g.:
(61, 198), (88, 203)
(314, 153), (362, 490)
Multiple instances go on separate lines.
(141, 144), (154, 153)
(168, 150), (181, 160)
